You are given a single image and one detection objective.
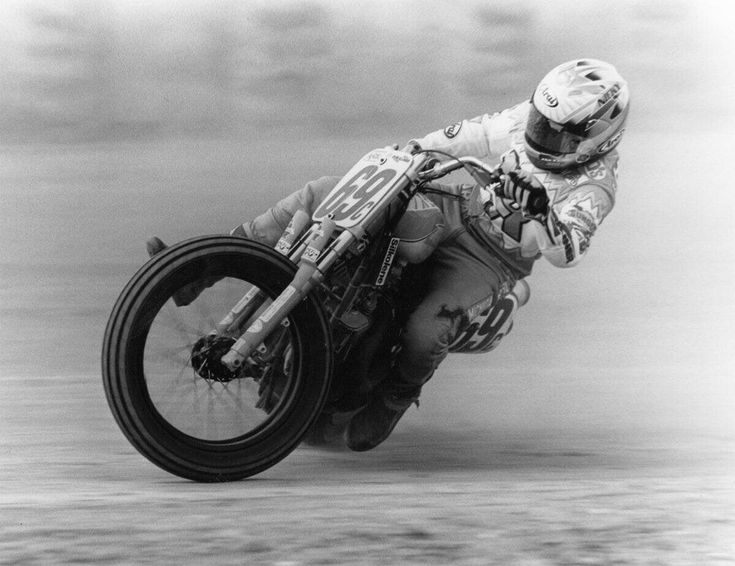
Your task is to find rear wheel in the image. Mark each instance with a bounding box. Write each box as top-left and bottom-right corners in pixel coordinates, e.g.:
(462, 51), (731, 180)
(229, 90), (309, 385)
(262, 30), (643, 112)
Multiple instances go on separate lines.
(102, 235), (332, 481)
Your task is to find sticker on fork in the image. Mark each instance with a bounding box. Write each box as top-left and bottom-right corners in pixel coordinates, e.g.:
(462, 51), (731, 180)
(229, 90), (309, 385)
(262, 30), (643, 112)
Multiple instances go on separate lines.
(260, 285), (297, 323)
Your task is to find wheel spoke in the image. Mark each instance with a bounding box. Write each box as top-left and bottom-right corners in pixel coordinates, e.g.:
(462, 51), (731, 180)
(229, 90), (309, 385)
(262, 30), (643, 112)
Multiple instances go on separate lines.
(103, 236), (331, 481)
(143, 276), (292, 441)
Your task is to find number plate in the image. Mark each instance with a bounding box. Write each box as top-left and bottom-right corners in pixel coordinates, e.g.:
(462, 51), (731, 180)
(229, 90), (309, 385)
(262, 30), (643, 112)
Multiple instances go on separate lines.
(313, 148), (413, 228)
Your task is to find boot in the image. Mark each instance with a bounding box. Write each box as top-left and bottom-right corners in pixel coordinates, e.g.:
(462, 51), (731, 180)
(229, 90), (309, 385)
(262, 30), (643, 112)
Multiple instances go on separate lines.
(344, 385), (420, 452)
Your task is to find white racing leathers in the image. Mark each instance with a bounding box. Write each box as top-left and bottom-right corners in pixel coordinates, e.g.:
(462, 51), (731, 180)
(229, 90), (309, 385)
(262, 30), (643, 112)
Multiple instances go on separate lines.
(412, 100), (618, 278)
(234, 101), (620, 391)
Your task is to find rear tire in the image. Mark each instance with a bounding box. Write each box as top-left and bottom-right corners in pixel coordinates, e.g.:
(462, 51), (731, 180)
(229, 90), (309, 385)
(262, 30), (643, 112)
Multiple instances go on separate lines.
(102, 235), (332, 481)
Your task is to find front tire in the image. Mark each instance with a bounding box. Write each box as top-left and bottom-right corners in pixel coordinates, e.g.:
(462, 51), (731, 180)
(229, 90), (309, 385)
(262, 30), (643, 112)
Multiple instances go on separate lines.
(102, 235), (332, 481)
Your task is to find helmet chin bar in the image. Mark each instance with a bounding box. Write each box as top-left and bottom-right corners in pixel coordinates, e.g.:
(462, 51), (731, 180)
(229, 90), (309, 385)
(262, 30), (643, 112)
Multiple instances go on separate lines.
(524, 135), (574, 171)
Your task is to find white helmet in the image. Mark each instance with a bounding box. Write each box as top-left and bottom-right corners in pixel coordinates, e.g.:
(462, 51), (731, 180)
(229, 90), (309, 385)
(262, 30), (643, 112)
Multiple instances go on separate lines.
(525, 59), (630, 171)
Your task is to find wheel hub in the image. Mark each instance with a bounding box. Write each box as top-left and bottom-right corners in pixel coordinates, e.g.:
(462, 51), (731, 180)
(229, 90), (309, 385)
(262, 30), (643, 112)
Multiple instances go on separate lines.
(190, 335), (239, 382)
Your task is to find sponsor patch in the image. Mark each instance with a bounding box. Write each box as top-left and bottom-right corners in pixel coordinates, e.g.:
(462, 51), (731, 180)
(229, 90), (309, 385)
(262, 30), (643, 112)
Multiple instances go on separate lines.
(561, 227), (575, 263)
(573, 226), (592, 255)
(563, 171), (580, 187)
(375, 237), (400, 286)
(597, 129), (625, 154)
(302, 245), (321, 263)
(567, 205), (598, 235)
(584, 160), (607, 181)
(443, 121), (462, 139)
(599, 84), (621, 105)
(260, 285), (297, 322)
(539, 84), (558, 107)
(566, 194), (603, 224)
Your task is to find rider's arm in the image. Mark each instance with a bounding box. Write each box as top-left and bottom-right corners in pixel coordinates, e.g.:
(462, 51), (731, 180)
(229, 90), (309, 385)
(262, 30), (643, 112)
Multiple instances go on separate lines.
(409, 102), (529, 162)
(538, 181), (615, 268)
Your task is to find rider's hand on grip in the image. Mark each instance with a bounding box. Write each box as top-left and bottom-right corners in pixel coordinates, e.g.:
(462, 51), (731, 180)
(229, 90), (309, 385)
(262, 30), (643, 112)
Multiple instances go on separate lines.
(497, 150), (549, 217)
(500, 170), (549, 216)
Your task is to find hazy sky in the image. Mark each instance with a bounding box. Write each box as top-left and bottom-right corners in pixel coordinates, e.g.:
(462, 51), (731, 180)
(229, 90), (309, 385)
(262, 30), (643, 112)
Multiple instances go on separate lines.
(1, 0), (734, 143)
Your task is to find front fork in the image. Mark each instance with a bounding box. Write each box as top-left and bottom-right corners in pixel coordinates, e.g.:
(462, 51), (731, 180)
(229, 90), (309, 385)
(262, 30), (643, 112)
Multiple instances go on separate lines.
(219, 215), (359, 372)
(207, 210), (308, 345)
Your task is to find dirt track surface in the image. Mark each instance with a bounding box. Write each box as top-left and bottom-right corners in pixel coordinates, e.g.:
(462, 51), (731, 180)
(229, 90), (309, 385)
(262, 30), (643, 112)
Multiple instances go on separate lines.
(1, 377), (733, 565)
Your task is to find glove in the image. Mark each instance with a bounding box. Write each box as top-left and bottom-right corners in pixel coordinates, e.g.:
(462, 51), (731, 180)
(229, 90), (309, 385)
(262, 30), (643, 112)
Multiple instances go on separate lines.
(500, 170), (549, 216)
(497, 150), (549, 217)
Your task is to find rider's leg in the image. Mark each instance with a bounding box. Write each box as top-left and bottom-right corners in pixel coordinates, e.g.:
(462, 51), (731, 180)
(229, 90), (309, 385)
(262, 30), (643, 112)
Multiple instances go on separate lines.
(146, 176), (341, 305)
(345, 230), (515, 451)
(230, 176), (340, 246)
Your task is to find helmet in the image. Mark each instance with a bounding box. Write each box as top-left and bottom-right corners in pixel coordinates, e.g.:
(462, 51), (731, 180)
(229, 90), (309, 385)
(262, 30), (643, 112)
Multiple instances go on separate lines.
(524, 59), (630, 171)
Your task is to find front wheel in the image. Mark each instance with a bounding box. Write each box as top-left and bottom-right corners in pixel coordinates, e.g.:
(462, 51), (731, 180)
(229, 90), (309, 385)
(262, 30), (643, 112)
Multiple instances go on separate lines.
(102, 235), (333, 482)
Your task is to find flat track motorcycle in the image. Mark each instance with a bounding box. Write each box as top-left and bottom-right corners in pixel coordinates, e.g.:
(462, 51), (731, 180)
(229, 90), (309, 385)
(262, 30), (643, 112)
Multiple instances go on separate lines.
(102, 145), (531, 482)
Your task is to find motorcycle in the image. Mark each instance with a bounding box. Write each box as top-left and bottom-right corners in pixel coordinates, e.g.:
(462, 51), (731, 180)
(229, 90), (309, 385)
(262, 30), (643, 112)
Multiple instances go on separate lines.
(101, 145), (532, 482)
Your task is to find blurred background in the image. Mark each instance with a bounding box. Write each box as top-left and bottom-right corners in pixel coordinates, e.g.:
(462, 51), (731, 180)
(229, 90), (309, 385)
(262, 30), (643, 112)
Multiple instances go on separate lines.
(0, 0), (729, 142)
(1, 0), (734, 442)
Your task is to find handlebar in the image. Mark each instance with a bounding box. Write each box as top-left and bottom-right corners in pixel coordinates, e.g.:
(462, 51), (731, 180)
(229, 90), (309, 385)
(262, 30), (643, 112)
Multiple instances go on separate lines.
(415, 153), (550, 216)
(417, 155), (497, 180)
(417, 154), (503, 194)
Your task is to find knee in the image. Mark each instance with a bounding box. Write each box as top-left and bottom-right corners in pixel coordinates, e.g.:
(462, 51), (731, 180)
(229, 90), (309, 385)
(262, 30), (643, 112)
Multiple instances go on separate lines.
(402, 303), (459, 356)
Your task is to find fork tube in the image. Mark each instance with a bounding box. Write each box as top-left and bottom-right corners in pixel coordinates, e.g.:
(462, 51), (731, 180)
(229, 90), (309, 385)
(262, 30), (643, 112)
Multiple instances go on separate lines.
(215, 287), (268, 335)
(221, 218), (341, 371)
(214, 211), (311, 335)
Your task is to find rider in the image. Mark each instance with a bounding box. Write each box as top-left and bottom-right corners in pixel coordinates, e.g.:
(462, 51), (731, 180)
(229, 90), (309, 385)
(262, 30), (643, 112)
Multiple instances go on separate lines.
(151, 59), (630, 451)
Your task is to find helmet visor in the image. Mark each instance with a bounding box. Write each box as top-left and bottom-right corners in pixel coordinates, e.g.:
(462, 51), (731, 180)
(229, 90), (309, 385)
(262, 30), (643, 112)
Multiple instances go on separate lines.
(525, 104), (586, 155)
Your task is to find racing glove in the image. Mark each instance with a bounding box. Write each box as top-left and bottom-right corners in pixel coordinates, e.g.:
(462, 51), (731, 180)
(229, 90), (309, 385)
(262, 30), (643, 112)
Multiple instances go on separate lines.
(500, 170), (549, 216)
(497, 150), (550, 217)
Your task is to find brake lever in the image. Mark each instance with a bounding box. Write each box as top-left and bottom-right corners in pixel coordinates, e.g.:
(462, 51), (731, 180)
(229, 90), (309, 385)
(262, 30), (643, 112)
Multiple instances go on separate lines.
(468, 165), (500, 188)
(467, 165), (503, 211)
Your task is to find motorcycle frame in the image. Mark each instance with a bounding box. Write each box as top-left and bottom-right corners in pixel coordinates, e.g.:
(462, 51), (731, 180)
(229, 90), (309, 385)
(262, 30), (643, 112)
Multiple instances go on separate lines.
(218, 148), (429, 371)
(217, 147), (503, 372)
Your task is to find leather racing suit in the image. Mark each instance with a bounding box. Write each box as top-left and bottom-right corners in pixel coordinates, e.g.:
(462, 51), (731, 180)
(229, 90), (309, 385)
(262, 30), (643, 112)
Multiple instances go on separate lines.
(233, 100), (619, 395)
